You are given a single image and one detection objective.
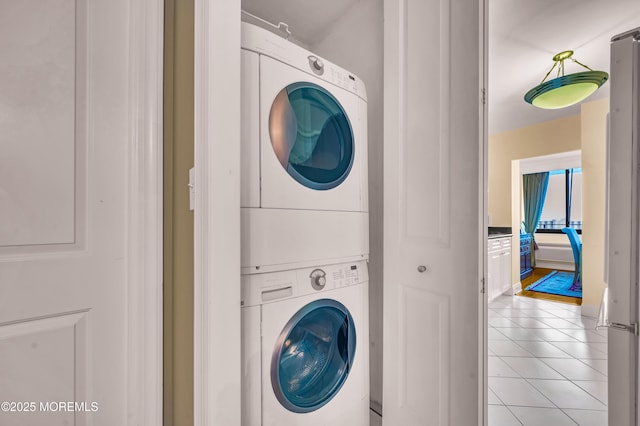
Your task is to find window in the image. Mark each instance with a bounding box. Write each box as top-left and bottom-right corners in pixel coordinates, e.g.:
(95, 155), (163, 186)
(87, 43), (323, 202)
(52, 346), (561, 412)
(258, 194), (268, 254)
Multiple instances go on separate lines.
(537, 168), (582, 233)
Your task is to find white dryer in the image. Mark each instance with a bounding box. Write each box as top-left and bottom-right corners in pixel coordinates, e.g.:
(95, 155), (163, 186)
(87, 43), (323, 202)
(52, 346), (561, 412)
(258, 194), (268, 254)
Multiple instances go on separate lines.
(241, 22), (369, 272)
(241, 260), (369, 425)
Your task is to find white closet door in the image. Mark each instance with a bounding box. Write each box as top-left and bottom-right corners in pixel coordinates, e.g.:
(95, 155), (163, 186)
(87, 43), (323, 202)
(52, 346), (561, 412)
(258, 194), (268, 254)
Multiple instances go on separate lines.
(382, 0), (484, 424)
(0, 0), (162, 424)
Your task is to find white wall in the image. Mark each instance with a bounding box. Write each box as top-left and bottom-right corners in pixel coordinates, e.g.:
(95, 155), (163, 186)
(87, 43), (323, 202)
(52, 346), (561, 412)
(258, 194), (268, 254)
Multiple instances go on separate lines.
(311, 0), (384, 411)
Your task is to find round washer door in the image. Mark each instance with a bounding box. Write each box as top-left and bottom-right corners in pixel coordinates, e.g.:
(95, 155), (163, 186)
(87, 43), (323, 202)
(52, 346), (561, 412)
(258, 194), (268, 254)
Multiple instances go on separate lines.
(271, 298), (356, 413)
(269, 82), (354, 190)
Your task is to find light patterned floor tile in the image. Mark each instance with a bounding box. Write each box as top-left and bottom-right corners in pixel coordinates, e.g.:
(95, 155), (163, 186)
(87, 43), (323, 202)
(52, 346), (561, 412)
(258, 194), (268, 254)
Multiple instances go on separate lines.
(512, 341), (572, 358)
(488, 296), (609, 424)
(509, 406), (577, 426)
(578, 358), (608, 375)
(494, 327), (543, 341)
(550, 341), (607, 359)
(501, 357), (564, 379)
(533, 329), (578, 342)
(541, 358), (607, 381)
(538, 317), (584, 329)
(488, 388), (503, 405)
(528, 379), (607, 410)
(574, 380), (608, 405)
(564, 409), (607, 426)
(556, 328), (607, 343)
(488, 405), (522, 426)
(489, 356), (521, 378)
(489, 377), (554, 408)
(508, 317), (551, 329)
(490, 317), (520, 328)
(489, 340), (533, 357)
(489, 328), (510, 340)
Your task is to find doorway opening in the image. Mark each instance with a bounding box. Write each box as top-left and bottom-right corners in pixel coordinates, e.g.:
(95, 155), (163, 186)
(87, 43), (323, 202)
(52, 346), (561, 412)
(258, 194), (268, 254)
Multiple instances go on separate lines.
(483, 2), (640, 423)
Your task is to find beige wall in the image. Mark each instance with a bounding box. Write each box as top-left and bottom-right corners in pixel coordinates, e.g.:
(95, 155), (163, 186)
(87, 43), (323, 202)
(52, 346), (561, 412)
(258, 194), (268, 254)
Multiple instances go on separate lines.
(490, 116), (581, 285)
(489, 98), (609, 314)
(164, 0), (194, 424)
(488, 115), (582, 227)
(580, 98), (609, 311)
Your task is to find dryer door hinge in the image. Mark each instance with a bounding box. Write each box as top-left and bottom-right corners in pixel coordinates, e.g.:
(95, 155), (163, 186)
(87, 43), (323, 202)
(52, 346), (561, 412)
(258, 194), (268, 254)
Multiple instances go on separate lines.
(481, 88), (487, 105)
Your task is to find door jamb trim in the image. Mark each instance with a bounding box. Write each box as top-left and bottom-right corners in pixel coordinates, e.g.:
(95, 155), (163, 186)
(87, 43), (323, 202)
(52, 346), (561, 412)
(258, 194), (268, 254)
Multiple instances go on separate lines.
(126, 0), (164, 423)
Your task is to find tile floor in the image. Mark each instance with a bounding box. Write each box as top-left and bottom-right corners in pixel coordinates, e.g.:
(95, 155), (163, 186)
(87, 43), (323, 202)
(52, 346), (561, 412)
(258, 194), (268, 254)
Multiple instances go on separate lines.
(488, 295), (608, 426)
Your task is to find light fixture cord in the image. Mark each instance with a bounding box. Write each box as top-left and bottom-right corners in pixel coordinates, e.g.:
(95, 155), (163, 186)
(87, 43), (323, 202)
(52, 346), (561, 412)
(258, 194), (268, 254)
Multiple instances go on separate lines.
(557, 60), (563, 78)
(571, 58), (594, 72)
(540, 61), (559, 84)
(540, 56), (593, 84)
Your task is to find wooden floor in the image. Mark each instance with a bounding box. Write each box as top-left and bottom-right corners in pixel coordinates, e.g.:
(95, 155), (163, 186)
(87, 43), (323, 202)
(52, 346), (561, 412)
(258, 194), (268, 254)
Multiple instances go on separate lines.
(517, 267), (582, 306)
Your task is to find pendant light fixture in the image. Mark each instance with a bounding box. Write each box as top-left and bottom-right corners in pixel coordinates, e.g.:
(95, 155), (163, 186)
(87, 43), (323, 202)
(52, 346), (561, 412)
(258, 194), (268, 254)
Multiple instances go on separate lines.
(524, 50), (608, 109)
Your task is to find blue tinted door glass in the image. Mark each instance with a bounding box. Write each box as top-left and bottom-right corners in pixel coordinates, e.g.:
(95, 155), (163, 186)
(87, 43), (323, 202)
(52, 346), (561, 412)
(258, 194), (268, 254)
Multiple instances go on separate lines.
(271, 299), (356, 413)
(269, 82), (354, 190)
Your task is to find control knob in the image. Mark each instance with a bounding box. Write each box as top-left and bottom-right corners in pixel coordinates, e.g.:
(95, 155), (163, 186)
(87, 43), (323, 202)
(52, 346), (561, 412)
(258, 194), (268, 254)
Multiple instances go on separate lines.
(310, 268), (327, 290)
(308, 55), (325, 75)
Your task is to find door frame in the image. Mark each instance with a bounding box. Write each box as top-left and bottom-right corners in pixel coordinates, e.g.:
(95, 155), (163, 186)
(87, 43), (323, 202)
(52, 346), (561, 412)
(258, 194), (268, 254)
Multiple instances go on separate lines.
(479, 0), (489, 424)
(125, 0), (164, 423)
(193, 0), (242, 425)
(193, 0), (487, 424)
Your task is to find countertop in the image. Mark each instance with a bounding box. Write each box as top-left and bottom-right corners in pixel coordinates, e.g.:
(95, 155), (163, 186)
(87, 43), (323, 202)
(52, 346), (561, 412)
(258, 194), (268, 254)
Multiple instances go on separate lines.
(488, 233), (512, 239)
(488, 226), (512, 239)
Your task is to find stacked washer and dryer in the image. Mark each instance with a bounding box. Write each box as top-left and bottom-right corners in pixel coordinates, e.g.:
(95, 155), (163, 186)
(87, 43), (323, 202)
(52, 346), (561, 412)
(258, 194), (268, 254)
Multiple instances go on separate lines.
(240, 22), (370, 425)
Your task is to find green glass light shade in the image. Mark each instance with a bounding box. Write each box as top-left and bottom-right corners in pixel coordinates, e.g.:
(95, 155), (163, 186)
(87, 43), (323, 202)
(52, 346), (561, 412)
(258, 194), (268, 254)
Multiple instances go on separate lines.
(524, 50), (608, 109)
(524, 71), (609, 109)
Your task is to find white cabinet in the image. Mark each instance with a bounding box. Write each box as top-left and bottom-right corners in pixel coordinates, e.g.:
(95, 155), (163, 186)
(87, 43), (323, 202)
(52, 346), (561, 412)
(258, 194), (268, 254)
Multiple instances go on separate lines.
(487, 236), (512, 302)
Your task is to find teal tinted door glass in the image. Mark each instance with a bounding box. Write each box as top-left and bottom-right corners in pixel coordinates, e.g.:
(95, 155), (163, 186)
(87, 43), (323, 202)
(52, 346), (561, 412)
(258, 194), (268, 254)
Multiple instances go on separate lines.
(269, 82), (354, 190)
(271, 299), (356, 413)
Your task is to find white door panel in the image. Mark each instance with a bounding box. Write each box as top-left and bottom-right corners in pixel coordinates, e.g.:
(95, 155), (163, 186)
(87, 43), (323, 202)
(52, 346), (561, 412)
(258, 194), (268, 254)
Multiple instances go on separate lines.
(0, 0), (162, 424)
(383, 0), (483, 424)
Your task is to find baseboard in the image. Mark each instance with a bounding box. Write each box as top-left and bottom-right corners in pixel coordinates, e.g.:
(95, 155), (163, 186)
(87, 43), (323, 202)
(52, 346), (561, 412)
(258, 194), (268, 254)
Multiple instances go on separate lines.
(581, 303), (599, 319)
(535, 260), (575, 271)
(500, 282), (513, 296)
(511, 282), (522, 295)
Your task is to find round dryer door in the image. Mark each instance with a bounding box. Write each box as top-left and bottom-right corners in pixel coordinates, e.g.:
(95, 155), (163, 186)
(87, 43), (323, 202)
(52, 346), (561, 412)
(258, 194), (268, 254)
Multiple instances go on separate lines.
(269, 82), (354, 190)
(271, 298), (356, 413)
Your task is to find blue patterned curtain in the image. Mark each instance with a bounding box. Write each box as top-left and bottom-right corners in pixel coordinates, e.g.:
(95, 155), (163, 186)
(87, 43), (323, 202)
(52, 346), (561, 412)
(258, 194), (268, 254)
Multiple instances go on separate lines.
(523, 172), (550, 266)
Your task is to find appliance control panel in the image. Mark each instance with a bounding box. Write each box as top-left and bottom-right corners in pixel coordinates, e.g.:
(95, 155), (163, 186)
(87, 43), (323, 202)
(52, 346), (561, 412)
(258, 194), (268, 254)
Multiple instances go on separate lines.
(327, 66), (360, 94)
(302, 261), (367, 293)
(241, 260), (369, 306)
(241, 22), (367, 100)
(331, 265), (360, 288)
(308, 264), (362, 291)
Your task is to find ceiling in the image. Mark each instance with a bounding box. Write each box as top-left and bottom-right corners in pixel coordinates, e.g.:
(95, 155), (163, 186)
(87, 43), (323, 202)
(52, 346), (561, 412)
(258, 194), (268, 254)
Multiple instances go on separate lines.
(241, 0), (640, 134)
(241, 0), (360, 46)
(489, 0), (640, 134)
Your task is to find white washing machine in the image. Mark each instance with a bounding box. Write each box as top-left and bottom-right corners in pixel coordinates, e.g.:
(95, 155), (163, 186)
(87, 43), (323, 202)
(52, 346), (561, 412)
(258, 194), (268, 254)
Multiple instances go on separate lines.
(241, 22), (369, 273)
(241, 260), (369, 425)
